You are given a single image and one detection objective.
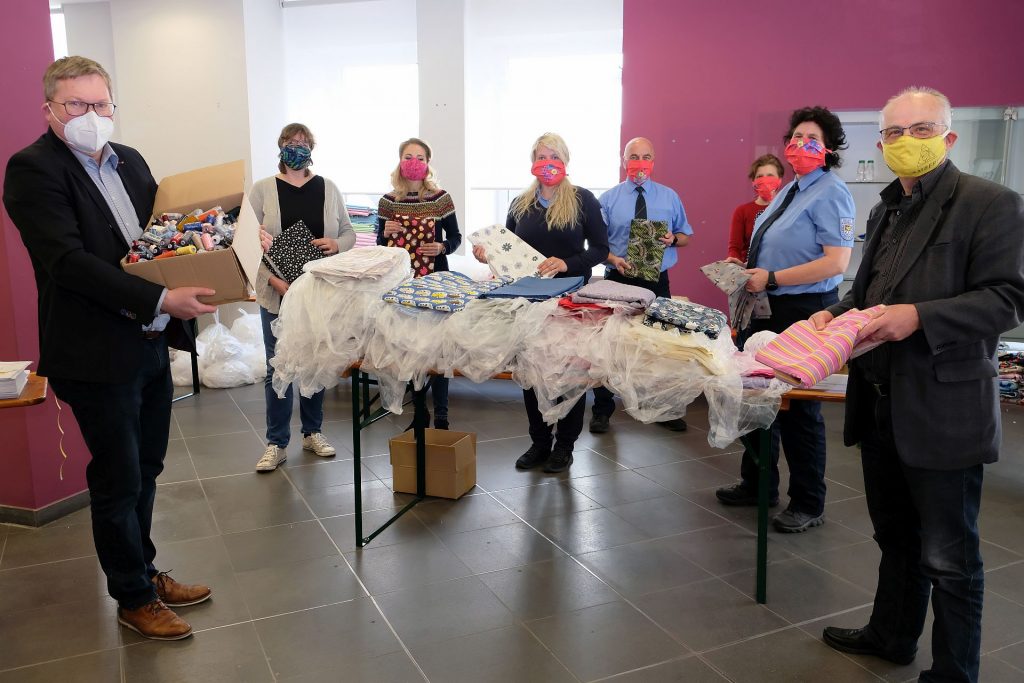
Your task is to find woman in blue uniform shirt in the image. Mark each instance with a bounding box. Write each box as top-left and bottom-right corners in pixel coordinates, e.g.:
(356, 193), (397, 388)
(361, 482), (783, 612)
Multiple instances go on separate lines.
(716, 106), (855, 533)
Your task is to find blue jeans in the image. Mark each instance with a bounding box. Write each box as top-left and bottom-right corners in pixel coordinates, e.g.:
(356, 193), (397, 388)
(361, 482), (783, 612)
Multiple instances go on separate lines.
(862, 392), (984, 683)
(261, 307), (324, 446)
(49, 336), (171, 609)
(738, 290), (837, 515)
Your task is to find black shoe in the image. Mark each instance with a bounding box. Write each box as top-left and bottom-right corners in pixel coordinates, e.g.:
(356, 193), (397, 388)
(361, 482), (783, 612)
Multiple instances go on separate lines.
(515, 444), (551, 470)
(715, 483), (779, 507)
(434, 419), (449, 430)
(657, 418), (687, 432)
(822, 627), (916, 666)
(543, 446), (574, 473)
(589, 414), (610, 433)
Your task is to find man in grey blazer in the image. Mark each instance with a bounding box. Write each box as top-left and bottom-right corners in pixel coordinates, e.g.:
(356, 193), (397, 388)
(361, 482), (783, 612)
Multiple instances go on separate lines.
(811, 87), (1024, 683)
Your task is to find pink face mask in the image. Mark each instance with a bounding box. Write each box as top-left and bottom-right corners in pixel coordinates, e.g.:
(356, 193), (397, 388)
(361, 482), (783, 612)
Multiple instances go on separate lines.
(753, 175), (782, 201)
(400, 157), (429, 181)
(784, 138), (830, 176)
(531, 158), (566, 186)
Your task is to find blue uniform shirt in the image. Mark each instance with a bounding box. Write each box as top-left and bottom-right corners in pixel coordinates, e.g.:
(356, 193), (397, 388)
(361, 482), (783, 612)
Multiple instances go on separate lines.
(750, 168), (855, 295)
(598, 178), (692, 272)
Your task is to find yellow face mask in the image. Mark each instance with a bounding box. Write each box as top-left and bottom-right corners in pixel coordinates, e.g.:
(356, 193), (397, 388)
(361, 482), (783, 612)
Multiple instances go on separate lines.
(881, 133), (948, 177)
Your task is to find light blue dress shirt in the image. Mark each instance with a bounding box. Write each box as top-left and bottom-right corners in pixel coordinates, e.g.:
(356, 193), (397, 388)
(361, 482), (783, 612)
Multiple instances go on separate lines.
(71, 144), (169, 330)
(749, 168), (855, 295)
(598, 179), (692, 271)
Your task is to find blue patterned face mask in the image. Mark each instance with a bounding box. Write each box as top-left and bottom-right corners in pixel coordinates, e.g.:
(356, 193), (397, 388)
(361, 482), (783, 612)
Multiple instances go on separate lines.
(280, 144), (312, 170)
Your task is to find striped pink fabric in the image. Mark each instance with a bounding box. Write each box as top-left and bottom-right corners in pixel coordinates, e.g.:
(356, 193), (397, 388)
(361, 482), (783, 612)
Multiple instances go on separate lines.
(754, 306), (883, 388)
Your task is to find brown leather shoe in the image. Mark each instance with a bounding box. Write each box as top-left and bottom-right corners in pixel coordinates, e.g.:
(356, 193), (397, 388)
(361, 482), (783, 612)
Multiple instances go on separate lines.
(117, 599), (193, 640)
(153, 571), (212, 607)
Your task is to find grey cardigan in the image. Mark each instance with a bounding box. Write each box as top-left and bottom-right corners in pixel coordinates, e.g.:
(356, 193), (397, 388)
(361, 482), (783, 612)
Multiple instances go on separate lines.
(250, 174), (356, 313)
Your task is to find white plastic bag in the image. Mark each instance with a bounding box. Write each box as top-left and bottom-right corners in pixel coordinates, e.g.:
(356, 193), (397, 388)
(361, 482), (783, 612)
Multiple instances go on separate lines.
(197, 311), (257, 388)
(230, 308), (264, 345)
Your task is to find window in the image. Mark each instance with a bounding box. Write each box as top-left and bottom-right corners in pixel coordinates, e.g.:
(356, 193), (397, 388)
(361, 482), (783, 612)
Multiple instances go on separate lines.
(51, 10), (68, 60)
(282, 0), (419, 195)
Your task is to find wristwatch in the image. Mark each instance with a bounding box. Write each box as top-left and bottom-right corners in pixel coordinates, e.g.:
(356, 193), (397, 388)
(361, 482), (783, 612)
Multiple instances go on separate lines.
(766, 271), (779, 291)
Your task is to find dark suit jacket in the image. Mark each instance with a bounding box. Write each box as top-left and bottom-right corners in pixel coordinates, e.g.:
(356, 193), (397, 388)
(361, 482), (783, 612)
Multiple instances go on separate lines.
(3, 129), (193, 383)
(831, 162), (1024, 469)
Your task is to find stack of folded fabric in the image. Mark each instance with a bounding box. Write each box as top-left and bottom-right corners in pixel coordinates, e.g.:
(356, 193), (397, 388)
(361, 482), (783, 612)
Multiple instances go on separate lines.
(700, 260), (771, 331)
(643, 297), (728, 340)
(754, 306), (883, 388)
(468, 225), (548, 280)
(481, 275), (584, 301)
(303, 246), (411, 287)
(570, 279), (655, 313)
(381, 271), (505, 313)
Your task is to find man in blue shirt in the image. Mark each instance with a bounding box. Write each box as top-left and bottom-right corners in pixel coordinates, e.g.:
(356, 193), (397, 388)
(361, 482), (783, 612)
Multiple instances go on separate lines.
(590, 137), (693, 434)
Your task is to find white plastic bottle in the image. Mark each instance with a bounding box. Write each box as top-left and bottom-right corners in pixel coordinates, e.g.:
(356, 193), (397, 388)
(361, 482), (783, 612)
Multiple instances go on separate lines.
(856, 160), (866, 181)
(866, 160), (875, 181)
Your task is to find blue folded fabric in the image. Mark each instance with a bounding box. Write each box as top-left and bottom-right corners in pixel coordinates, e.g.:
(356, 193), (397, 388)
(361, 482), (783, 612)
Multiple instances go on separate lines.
(480, 275), (585, 301)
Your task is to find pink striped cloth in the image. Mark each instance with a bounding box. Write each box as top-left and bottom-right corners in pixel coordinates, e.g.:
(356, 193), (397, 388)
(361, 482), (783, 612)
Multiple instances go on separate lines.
(754, 306), (883, 388)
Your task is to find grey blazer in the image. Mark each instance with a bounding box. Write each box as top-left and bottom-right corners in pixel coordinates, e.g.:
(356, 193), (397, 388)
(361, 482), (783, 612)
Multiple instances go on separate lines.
(830, 162), (1024, 469)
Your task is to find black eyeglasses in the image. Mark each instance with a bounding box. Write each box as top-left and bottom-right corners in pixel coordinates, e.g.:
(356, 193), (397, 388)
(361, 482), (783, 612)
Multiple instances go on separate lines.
(879, 121), (947, 143)
(48, 100), (117, 117)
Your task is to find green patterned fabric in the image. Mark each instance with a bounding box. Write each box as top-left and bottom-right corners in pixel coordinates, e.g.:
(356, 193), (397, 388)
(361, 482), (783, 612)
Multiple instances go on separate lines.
(625, 219), (666, 282)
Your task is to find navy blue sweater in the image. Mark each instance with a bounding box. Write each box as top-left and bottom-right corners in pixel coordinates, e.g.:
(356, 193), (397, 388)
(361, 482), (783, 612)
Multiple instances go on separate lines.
(505, 187), (609, 281)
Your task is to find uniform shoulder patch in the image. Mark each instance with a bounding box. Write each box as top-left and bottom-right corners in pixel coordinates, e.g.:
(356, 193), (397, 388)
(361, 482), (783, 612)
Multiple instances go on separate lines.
(839, 217), (854, 241)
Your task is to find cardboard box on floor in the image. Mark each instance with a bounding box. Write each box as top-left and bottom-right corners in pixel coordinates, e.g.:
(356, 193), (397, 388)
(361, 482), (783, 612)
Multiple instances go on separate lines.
(389, 429), (477, 499)
(120, 160), (262, 306)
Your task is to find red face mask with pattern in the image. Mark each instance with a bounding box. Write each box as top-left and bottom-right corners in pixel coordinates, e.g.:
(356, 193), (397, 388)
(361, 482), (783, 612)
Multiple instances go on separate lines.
(753, 176), (782, 201)
(531, 159), (566, 186)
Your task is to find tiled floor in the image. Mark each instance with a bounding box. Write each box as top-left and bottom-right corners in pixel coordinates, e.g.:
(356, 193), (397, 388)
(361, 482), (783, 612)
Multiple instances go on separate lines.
(1, 380), (1023, 682)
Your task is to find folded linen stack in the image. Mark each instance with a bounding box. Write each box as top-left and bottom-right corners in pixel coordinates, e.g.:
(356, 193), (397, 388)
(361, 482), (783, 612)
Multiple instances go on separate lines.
(303, 246), (412, 287)
(570, 279), (655, 313)
(381, 271), (506, 313)
(481, 275), (584, 302)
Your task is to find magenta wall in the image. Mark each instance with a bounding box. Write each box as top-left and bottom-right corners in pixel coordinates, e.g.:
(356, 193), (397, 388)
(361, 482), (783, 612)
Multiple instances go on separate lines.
(0, 0), (90, 511)
(622, 0), (1024, 308)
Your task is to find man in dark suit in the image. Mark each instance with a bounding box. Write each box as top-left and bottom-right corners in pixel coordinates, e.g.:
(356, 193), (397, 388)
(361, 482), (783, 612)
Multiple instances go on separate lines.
(3, 57), (218, 641)
(813, 87), (1024, 682)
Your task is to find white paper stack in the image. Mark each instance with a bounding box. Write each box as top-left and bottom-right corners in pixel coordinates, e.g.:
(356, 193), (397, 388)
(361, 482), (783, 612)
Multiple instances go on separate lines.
(0, 361), (32, 399)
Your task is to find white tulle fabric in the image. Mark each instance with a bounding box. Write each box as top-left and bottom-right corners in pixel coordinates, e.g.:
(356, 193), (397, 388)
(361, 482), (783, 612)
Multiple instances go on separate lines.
(269, 252), (791, 447)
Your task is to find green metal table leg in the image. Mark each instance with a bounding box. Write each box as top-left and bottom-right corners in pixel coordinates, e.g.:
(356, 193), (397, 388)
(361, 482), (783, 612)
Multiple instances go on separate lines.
(755, 426), (771, 604)
(351, 371), (427, 548)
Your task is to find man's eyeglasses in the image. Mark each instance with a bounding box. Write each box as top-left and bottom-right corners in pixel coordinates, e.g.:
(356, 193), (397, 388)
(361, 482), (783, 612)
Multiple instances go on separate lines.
(48, 100), (117, 117)
(879, 121), (947, 143)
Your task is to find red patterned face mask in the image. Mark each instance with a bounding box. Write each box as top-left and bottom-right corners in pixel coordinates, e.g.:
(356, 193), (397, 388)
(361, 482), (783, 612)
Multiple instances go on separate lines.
(531, 159), (566, 186)
(785, 139), (830, 175)
(753, 176), (782, 200)
(625, 159), (654, 183)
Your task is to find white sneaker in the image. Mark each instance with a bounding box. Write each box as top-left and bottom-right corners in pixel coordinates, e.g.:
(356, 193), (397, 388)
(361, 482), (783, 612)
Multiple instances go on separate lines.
(302, 432), (336, 457)
(256, 444), (286, 472)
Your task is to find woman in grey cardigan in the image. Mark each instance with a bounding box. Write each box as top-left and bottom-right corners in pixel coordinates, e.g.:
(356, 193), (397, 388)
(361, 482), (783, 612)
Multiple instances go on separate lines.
(252, 123), (355, 472)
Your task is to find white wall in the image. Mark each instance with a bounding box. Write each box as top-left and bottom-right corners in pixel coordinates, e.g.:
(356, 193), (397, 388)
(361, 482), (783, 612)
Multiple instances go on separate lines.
(242, 0), (286, 182)
(107, 0), (252, 182)
(61, 2), (120, 140)
(417, 0), (466, 244)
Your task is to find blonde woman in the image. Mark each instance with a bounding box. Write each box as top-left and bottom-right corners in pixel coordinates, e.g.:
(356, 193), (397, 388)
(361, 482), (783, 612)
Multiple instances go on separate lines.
(252, 123), (356, 472)
(377, 137), (461, 429)
(472, 132), (609, 473)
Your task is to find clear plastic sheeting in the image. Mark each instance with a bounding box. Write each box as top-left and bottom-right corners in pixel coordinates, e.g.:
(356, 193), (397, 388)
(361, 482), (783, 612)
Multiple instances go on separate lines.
(361, 304), (451, 414)
(515, 307), (610, 423)
(441, 298), (556, 383)
(270, 248), (411, 399)
(269, 255), (792, 448)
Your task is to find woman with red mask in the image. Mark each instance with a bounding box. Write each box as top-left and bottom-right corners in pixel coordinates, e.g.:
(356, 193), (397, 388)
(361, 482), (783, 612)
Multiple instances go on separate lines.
(715, 107), (855, 534)
(378, 137), (462, 430)
(726, 154), (784, 264)
(472, 132), (609, 473)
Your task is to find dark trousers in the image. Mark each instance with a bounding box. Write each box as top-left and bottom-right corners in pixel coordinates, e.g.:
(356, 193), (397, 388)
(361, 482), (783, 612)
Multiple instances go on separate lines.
(592, 268), (670, 417)
(738, 290), (837, 515)
(410, 376), (450, 425)
(261, 307), (324, 446)
(862, 392), (984, 683)
(49, 336), (172, 609)
(523, 388), (586, 450)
